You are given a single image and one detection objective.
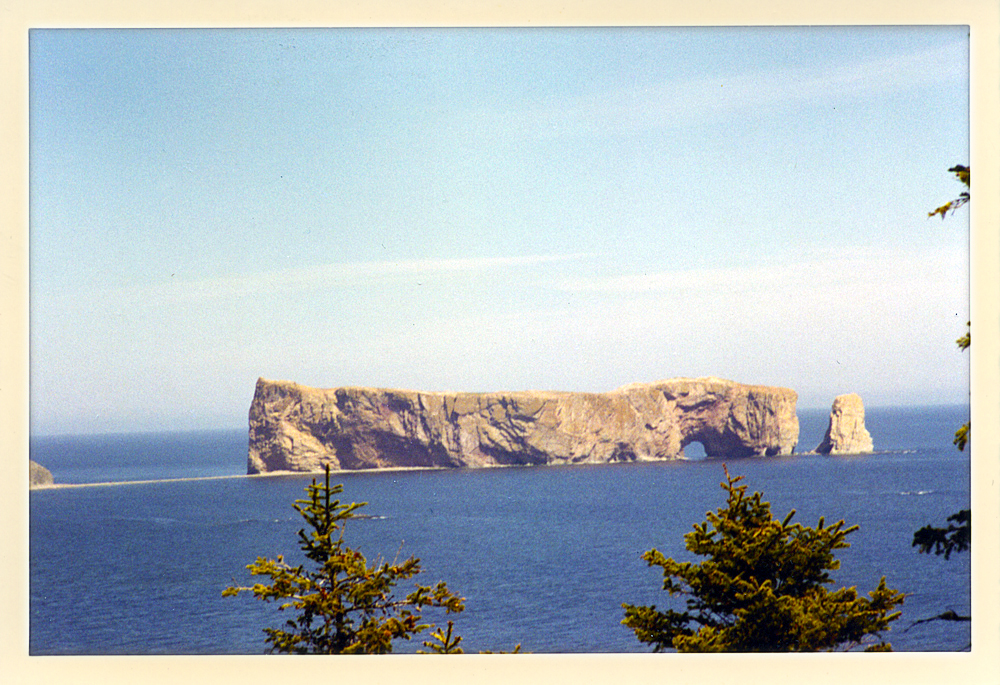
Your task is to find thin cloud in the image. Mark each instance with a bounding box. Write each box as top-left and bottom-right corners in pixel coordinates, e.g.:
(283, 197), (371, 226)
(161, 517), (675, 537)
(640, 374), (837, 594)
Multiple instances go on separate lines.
(375, 240), (967, 399)
(469, 39), (967, 138)
(88, 253), (597, 305)
(553, 244), (965, 296)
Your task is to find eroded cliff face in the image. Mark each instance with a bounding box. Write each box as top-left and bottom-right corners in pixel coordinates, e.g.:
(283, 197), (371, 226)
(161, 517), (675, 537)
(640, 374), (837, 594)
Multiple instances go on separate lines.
(248, 377), (799, 474)
(815, 393), (874, 454)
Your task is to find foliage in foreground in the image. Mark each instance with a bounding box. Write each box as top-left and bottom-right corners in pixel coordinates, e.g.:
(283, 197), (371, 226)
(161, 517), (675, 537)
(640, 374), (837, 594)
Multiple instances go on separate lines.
(913, 509), (971, 561)
(927, 164), (970, 220)
(952, 319), (971, 452)
(223, 467), (464, 654)
(622, 468), (906, 652)
(912, 165), (970, 562)
(927, 165), (970, 452)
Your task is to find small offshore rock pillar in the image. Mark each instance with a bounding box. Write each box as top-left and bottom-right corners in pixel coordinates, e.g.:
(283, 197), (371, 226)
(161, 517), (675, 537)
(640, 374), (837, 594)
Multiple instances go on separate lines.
(815, 393), (874, 454)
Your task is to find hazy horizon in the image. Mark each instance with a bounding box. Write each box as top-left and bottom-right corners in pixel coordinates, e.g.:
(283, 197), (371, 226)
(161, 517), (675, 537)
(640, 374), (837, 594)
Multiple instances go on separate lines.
(28, 399), (973, 440)
(29, 27), (969, 436)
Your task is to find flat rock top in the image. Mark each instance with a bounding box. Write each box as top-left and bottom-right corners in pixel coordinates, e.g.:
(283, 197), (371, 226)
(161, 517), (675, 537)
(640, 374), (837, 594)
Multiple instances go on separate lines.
(831, 393), (866, 411)
(259, 376), (794, 398)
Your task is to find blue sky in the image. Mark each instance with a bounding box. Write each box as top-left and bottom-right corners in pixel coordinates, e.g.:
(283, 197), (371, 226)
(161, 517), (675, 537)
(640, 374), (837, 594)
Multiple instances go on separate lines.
(29, 27), (969, 435)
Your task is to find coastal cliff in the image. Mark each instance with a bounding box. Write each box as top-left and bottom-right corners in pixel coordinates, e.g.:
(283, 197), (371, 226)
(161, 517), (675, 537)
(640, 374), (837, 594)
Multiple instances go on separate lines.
(248, 377), (799, 474)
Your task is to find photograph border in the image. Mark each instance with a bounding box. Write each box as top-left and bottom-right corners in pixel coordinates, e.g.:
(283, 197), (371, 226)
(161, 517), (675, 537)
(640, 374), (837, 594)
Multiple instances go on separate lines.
(4, 1), (998, 683)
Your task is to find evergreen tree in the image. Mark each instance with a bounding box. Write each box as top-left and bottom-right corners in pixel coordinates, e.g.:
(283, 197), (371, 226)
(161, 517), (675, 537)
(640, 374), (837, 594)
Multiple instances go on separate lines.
(223, 467), (465, 654)
(912, 165), (971, 561)
(927, 164), (970, 220)
(912, 509), (971, 560)
(622, 468), (905, 652)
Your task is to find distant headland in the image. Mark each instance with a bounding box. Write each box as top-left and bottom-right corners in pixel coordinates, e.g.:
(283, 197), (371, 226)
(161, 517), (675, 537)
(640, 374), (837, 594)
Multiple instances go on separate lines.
(29, 460), (54, 488)
(247, 377), (802, 474)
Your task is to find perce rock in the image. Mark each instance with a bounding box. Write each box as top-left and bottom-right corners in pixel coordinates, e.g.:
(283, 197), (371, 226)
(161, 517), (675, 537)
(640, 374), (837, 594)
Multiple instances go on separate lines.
(815, 393), (874, 454)
(248, 377), (799, 474)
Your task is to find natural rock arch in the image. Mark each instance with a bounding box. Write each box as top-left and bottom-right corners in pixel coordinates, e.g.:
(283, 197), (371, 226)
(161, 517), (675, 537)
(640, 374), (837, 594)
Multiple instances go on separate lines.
(248, 377), (800, 473)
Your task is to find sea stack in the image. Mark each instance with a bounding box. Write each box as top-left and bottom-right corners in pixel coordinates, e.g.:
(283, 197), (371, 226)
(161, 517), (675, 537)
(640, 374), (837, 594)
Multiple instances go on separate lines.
(29, 460), (54, 488)
(815, 393), (874, 454)
(247, 377), (800, 474)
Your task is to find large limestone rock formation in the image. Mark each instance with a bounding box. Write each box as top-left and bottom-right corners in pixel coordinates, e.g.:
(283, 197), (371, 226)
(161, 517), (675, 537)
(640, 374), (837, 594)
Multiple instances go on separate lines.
(248, 377), (799, 474)
(29, 460), (54, 488)
(815, 393), (874, 454)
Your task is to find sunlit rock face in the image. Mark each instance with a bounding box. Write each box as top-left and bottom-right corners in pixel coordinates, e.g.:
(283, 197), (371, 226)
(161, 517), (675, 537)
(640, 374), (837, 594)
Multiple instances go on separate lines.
(247, 377), (800, 474)
(29, 460), (54, 488)
(814, 393), (874, 454)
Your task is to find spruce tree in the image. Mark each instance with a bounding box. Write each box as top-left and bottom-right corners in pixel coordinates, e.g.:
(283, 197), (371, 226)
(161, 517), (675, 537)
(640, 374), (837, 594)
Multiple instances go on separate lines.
(224, 467), (465, 654)
(622, 468), (906, 652)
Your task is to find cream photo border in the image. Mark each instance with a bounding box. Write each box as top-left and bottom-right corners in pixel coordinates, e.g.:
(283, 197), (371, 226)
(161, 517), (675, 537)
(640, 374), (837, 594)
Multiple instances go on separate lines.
(3, 1), (998, 684)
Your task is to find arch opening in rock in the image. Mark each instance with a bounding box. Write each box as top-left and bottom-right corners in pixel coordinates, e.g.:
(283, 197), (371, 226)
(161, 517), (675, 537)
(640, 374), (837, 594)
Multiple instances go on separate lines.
(681, 439), (708, 460)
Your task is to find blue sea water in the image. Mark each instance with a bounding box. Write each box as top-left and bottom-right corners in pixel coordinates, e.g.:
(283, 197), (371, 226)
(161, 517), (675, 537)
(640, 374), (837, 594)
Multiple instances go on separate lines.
(29, 406), (971, 654)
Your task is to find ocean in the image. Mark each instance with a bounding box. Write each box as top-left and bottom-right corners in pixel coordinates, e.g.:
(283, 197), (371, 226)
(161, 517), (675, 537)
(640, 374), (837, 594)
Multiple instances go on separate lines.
(28, 405), (971, 654)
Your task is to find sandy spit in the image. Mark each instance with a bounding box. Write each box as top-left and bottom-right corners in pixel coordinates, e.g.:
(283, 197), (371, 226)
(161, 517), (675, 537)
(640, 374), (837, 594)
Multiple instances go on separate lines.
(29, 466), (450, 490)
